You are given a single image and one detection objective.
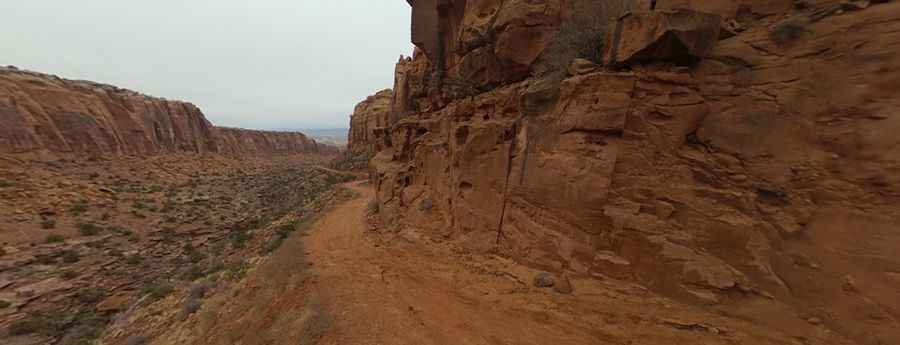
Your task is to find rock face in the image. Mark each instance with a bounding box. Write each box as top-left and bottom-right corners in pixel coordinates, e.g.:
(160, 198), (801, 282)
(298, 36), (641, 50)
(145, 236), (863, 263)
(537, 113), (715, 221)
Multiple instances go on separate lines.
(353, 1), (900, 344)
(347, 89), (393, 156)
(603, 9), (722, 67)
(0, 67), (327, 156)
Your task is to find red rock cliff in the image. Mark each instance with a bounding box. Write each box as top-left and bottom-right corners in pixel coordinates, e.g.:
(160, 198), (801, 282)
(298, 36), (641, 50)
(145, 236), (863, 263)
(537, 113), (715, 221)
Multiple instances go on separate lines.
(347, 89), (393, 155)
(355, 1), (900, 344)
(0, 67), (328, 156)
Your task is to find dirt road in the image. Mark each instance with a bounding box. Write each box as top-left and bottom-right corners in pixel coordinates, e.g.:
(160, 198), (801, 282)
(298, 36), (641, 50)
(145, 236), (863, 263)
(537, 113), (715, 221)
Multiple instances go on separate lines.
(303, 182), (811, 345)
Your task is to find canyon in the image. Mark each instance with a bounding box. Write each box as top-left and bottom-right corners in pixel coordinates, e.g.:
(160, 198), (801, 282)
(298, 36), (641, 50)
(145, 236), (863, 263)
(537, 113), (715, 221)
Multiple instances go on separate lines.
(1, 0), (898, 344)
(0, 67), (346, 344)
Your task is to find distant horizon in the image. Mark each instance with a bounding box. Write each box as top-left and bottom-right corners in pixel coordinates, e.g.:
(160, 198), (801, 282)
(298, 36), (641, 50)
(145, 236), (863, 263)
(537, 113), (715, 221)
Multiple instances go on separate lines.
(1, 1), (412, 130)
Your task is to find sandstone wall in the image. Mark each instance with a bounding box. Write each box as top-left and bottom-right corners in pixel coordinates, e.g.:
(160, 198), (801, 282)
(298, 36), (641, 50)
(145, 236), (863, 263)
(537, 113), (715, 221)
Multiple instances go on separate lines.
(0, 67), (327, 156)
(347, 89), (393, 155)
(357, 1), (900, 344)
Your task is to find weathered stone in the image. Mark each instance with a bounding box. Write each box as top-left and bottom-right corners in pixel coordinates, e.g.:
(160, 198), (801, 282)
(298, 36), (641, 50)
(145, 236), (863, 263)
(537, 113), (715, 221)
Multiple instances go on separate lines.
(568, 58), (600, 76)
(533, 272), (555, 288)
(603, 9), (722, 67)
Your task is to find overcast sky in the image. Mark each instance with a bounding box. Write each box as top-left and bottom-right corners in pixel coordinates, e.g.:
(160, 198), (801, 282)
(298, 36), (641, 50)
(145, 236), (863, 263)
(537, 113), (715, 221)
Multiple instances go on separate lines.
(0, 1), (411, 129)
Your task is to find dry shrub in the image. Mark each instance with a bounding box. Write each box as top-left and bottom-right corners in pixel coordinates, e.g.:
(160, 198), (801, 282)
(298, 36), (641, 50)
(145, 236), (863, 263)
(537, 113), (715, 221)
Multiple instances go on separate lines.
(771, 20), (806, 46)
(540, 0), (625, 75)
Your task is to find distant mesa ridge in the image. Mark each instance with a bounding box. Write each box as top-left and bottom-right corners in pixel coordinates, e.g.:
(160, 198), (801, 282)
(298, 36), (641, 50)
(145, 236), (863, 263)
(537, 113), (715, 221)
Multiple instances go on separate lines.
(0, 66), (333, 156)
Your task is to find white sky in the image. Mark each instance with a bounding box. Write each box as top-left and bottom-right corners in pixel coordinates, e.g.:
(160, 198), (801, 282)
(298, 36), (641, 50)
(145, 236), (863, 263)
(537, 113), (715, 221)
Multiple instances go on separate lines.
(0, 1), (412, 129)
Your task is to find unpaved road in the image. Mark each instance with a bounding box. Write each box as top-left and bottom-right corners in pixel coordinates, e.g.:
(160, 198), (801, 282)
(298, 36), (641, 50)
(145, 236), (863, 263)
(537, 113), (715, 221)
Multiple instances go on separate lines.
(306, 182), (600, 345)
(303, 182), (811, 345)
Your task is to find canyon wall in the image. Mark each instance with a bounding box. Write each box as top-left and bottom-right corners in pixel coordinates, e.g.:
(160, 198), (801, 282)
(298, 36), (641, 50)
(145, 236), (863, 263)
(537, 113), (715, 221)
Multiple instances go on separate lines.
(355, 0), (900, 344)
(347, 89), (393, 155)
(0, 67), (328, 156)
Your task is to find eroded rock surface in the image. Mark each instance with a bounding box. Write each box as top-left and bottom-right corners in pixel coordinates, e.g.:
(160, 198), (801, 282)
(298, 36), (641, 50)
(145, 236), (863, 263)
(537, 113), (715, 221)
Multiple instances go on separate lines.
(352, 1), (900, 344)
(0, 68), (329, 156)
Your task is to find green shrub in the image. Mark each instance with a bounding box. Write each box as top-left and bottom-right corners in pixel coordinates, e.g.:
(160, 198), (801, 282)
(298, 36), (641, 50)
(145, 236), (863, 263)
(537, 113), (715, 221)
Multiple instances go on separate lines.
(141, 282), (174, 301)
(69, 201), (89, 215)
(225, 260), (250, 280)
(126, 255), (144, 265)
(78, 223), (102, 236)
(45, 234), (65, 243)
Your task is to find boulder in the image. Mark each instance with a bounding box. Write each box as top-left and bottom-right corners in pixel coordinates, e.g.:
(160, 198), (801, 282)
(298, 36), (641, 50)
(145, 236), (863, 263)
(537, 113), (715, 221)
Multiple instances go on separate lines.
(568, 58), (600, 76)
(533, 272), (555, 288)
(603, 9), (722, 67)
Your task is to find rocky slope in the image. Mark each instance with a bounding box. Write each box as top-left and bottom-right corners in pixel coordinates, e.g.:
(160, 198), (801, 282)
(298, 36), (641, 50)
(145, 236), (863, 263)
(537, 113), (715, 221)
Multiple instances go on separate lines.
(352, 1), (900, 344)
(0, 67), (329, 156)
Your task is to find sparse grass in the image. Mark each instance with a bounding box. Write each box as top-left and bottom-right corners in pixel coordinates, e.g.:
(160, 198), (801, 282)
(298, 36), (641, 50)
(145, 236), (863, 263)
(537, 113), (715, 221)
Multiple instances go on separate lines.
(263, 221), (299, 254)
(78, 223), (102, 236)
(141, 282), (174, 301)
(45, 234), (66, 243)
(224, 260), (250, 280)
(0, 300), (11, 308)
(771, 20), (806, 46)
(179, 280), (215, 320)
(0, 179), (13, 188)
(41, 219), (56, 229)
